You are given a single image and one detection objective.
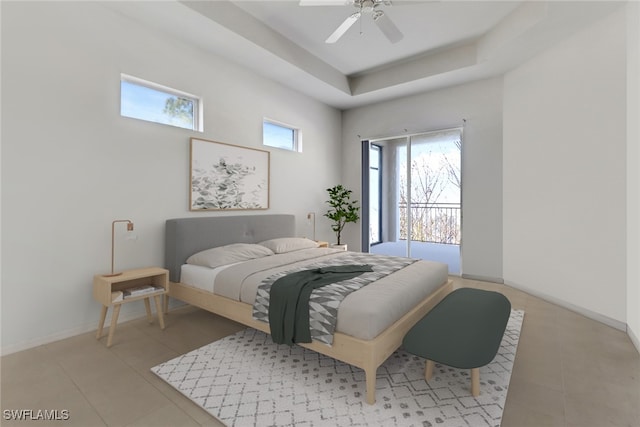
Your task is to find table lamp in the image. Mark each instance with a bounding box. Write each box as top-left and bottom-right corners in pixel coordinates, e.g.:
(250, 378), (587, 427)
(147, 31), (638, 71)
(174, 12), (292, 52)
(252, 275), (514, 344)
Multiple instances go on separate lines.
(307, 212), (316, 241)
(104, 219), (134, 277)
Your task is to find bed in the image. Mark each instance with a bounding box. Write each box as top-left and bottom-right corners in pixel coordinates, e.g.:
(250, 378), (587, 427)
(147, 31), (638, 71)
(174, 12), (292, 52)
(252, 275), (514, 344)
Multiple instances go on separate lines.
(164, 214), (452, 404)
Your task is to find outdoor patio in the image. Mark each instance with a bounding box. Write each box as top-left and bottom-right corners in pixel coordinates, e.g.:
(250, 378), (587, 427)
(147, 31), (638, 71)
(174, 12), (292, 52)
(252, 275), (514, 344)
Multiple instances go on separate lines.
(369, 241), (460, 275)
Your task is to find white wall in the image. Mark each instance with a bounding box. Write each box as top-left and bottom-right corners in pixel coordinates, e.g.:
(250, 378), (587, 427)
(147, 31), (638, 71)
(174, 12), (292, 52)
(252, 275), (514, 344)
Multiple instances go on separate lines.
(0, 2), (341, 354)
(627, 0), (640, 351)
(342, 78), (504, 281)
(2, 1), (636, 354)
(503, 8), (627, 326)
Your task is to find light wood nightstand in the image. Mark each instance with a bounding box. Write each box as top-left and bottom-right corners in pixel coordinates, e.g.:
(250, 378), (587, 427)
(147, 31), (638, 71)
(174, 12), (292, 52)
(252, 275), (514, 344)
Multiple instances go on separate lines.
(93, 267), (169, 347)
(316, 241), (329, 248)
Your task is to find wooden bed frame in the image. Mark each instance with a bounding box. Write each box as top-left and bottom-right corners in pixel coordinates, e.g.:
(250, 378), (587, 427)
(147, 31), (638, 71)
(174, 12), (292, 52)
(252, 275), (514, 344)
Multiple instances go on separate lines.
(164, 215), (452, 405)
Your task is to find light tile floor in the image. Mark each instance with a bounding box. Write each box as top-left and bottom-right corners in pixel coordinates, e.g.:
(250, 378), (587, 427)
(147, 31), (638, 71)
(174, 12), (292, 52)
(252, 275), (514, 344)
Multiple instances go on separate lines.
(1, 278), (638, 426)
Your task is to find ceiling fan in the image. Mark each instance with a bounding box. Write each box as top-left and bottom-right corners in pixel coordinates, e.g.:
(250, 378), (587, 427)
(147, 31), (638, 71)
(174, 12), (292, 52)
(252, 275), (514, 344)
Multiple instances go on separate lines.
(300, 0), (404, 44)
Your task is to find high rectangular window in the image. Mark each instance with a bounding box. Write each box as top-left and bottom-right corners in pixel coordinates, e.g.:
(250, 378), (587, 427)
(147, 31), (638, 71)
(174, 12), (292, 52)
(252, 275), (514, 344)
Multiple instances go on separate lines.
(263, 119), (301, 152)
(120, 74), (202, 131)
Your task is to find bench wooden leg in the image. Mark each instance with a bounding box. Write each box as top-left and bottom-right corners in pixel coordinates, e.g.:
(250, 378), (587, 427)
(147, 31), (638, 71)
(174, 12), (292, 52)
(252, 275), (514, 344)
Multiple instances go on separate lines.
(425, 360), (434, 381)
(471, 367), (480, 396)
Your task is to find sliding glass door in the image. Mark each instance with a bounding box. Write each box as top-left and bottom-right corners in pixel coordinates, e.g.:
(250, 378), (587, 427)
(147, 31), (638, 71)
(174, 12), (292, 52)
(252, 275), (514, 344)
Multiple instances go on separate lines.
(365, 129), (462, 274)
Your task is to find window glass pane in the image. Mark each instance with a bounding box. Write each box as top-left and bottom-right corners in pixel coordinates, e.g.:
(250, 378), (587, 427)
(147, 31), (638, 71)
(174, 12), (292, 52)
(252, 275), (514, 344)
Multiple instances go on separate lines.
(120, 78), (198, 131)
(369, 168), (380, 243)
(369, 144), (382, 244)
(263, 120), (298, 151)
(370, 145), (380, 167)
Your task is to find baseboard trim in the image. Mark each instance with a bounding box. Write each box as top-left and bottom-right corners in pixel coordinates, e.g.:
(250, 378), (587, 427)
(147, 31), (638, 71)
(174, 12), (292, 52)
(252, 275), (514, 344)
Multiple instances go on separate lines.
(461, 273), (504, 284)
(1, 299), (185, 356)
(2, 325), (98, 357)
(628, 325), (640, 355)
(503, 279), (627, 332)
(3, 283), (634, 356)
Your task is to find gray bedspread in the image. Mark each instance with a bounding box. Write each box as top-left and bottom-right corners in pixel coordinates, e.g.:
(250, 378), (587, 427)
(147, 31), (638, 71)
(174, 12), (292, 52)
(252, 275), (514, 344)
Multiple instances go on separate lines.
(255, 252), (415, 345)
(212, 248), (449, 343)
(267, 264), (374, 345)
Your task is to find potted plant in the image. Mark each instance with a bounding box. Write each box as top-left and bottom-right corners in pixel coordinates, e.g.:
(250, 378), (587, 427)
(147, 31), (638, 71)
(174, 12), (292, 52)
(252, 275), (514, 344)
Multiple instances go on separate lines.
(324, 184), (360, 250)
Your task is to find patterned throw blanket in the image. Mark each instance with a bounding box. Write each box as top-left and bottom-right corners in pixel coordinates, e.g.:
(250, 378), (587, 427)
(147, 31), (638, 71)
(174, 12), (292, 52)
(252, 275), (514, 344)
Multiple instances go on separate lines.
(253, 252), (417, 345)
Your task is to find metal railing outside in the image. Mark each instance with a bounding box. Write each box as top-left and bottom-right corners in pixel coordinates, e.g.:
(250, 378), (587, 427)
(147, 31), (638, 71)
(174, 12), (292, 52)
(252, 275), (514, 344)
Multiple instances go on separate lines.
(399, 202), (461, 245)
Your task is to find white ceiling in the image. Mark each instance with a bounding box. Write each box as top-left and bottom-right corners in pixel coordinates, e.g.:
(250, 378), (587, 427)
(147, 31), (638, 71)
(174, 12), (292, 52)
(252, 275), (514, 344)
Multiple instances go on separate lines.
(103, 0), (624, 110)
(232, 1), (522, 75)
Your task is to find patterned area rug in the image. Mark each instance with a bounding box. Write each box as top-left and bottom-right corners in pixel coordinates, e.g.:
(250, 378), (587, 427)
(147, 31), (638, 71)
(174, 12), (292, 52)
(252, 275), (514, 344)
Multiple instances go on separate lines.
(152, 310), (524, 427)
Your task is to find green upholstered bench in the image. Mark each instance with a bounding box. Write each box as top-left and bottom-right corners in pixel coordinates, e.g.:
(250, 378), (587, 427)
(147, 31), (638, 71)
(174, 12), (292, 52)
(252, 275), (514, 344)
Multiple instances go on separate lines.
(402, 287), (511, 396)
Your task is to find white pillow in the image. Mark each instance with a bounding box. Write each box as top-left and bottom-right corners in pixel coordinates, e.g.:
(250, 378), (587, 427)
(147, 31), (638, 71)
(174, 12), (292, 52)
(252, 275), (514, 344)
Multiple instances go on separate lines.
(186, 243), (274, 268)
(258, 237), (319, 254)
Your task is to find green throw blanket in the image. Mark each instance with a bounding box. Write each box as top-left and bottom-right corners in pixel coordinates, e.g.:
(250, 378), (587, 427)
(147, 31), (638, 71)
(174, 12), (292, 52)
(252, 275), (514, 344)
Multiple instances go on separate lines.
(269, 264), (373, 345)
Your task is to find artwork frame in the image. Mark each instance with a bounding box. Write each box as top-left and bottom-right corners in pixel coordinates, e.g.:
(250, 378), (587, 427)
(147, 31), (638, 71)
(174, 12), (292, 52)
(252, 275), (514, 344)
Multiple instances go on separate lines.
(190, 137), (270, 211)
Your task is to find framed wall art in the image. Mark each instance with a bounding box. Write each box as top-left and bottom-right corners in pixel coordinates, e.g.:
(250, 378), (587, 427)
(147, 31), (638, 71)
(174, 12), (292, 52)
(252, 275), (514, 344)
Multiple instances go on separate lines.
(190, 138), (270, 211)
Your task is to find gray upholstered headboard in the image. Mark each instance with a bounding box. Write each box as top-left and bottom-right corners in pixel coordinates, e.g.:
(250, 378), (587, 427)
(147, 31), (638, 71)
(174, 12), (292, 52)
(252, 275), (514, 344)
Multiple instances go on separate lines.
(164, 214), (295, 282)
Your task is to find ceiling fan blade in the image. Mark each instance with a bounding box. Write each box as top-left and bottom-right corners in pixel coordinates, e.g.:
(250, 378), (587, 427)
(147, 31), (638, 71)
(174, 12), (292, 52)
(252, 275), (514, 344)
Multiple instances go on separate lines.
(325, 12), (360, 43)
(299, 0), (353, 6)
(374, 11), (403, 43)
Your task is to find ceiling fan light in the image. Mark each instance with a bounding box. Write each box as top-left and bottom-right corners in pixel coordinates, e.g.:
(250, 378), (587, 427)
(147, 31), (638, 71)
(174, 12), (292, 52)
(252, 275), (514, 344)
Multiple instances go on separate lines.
(322, 0), (402, 44)
(360, 0), (376, 13)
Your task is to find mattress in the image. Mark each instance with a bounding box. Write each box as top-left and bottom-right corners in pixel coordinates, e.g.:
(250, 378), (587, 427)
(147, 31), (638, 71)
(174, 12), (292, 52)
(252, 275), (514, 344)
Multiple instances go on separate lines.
(181, 248), (448, 341)
(180, 263), (238, 293)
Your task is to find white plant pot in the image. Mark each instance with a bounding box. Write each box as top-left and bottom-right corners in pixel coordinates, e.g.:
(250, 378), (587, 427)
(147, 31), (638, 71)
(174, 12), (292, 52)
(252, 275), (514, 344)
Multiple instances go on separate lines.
(331, 244), (347, 251)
